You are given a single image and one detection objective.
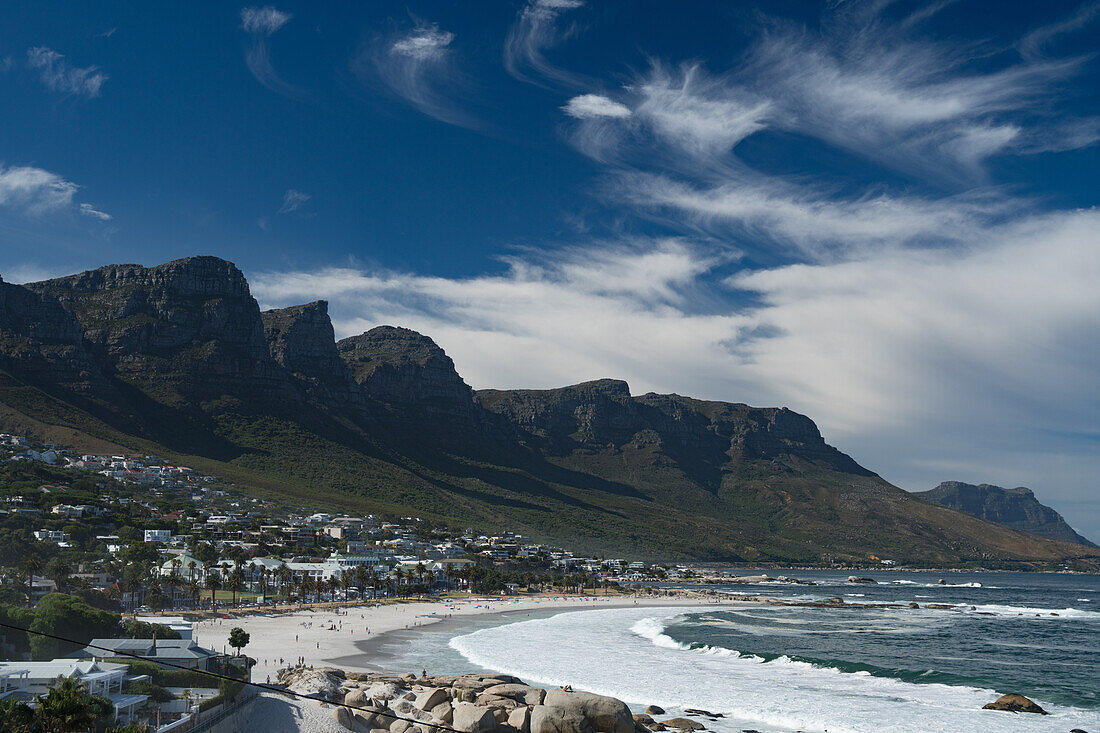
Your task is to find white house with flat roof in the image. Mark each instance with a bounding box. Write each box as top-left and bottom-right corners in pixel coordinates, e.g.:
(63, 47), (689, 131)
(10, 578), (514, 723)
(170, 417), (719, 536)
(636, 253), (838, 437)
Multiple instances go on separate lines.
(0, 659), (147, 722)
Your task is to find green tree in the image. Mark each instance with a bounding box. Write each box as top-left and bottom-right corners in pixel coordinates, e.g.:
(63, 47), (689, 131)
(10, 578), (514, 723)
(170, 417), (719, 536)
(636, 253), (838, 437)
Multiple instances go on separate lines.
(227, 627), (250, 656)
(34, 676), (114, 732)
(27, 593), (120, 660)
(0, 697), (35, 733)
(205, 569), (222, 609)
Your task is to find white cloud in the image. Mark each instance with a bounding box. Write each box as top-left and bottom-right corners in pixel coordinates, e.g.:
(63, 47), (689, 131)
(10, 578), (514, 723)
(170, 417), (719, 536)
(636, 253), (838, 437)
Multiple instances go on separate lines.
(504, 0), (586, 87)
(239, 6), (302, 98)
(0, 165), (110, 222)
(353, 23), (477, 129)
(26, 47), (107, 99)
(278, 189), (310, 214)
(392, 26), (454, 61)
(78, 202), (112, 221)
(251, 208), (1100, 538)
(240, 6), (291, 35)
(563, 94), (631, 119)
(614, 172), (1007, 261)
(631, 65), (771, 157)
(0, 165), (78, 214)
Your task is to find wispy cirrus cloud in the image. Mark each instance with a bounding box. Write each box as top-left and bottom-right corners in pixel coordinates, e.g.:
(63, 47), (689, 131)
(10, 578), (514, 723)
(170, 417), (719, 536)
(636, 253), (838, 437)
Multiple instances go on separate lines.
(78, 202), (112, 221)
(240, 6), (303, 98)
(278, 189), (310, 214)
(353, 23), (479, 129)
(504, 0), (587, 88)
(26, 46), (107, 98)
(0, 164), (110, 221)
(241, 6), (291, 35)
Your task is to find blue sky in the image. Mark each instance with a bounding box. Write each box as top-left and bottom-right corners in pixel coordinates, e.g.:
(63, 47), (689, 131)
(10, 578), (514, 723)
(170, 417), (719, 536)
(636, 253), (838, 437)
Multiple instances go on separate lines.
(2, 1), (1099, 539)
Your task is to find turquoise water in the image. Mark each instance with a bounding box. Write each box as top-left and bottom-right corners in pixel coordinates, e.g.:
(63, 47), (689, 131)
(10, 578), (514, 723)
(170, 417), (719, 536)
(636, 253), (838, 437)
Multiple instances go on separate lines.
(659, 570), (1100, 710)
(379, 571), (1100, 733)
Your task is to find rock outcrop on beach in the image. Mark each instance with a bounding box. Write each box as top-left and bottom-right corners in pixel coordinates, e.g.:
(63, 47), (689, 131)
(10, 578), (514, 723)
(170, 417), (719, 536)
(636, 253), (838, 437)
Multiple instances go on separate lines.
(3, 256), (1100, 566)
(915, 482), (1097, 547)
(276, 670), (647, 733)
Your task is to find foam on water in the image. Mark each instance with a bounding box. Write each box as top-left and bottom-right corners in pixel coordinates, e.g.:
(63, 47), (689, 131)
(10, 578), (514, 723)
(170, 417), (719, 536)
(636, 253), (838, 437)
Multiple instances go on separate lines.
(448, 606), (1100, 733)
(955, 604), (1100, 619)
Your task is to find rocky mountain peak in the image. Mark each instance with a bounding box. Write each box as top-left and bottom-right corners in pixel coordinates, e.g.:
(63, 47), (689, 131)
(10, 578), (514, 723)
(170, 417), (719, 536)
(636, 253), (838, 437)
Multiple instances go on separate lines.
(262, 301), (356, 405)
(337, 325), (477, 432)
(915, 481), (1096, 547)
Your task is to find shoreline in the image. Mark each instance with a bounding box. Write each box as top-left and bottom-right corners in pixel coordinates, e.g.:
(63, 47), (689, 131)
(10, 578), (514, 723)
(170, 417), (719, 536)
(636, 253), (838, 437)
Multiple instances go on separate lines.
(197, 592), (731, 676)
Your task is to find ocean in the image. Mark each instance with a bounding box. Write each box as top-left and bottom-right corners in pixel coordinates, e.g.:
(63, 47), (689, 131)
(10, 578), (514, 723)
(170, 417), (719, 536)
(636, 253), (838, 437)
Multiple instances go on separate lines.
(379, 571), (1100, 733)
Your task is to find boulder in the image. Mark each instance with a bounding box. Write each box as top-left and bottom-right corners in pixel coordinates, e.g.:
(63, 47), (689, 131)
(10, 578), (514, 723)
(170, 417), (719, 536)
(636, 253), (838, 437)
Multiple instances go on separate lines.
(847, 576), (876, 584)
(643, 707), (665, 716)
(346, 690), (370, 708)
(393, 700), (436, 723)
(632, 716), (654, 727)
(982, 694), (1048, 715)
(432, 702), (455, 723)
(477, 694), (520, 710)
(544, 690), (633, 733)
(530, 706), (595, 733)
(354, 711), (386, 730)
(334, 706), (355, 730)
(453, 702), (500, 733)
(390, 720), (413, 733)
(416, 688), (451, 712)
(454, 678), (500, 693)
(659, 719), (704, 731)
(508, 706), (531, 733)
(484, 684), (546, 706)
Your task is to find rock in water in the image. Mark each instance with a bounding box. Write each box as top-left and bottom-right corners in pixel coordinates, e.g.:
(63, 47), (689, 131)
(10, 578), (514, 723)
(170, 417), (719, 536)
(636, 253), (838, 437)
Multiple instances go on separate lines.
(644, 707), (665, 716)
(659, 719), (705, 731)
(982, 694), (1048, 714)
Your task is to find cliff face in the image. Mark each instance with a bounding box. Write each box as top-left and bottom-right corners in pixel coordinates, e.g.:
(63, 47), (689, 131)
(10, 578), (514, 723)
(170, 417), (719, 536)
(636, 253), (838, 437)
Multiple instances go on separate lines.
(262, 300), (357, 406)
(0, 275), (108, 397)
(25, 257), (290, 410)
(915, 482), (1096, 547)
(476, 380), (873, 477)
(337, 326), (484, 439)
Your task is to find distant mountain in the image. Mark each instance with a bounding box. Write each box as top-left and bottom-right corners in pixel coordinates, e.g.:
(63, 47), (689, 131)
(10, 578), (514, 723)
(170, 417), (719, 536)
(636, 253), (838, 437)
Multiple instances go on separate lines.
(2, 257), (1098, 567)
(914, 482), (1096, 548)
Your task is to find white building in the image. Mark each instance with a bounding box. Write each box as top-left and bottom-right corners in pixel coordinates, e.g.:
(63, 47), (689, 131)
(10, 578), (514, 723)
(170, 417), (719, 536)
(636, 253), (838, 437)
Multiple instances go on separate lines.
(144, 529), (172, 543)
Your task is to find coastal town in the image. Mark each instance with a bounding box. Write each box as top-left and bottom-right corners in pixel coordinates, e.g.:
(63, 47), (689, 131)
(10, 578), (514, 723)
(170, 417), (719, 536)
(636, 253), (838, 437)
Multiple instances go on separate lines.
(0, 431), (684, 730)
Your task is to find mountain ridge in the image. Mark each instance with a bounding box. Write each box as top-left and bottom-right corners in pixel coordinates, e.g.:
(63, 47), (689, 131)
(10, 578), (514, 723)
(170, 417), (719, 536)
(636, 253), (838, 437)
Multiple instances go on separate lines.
(914, 481), (1097, 548)
(1, 256), (1097, 566)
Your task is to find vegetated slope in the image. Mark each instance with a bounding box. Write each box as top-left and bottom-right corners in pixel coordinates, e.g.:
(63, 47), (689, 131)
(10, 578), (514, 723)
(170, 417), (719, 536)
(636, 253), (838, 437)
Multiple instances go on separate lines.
(2, 258), (1098, 566)
(914, 481), (1097, 548)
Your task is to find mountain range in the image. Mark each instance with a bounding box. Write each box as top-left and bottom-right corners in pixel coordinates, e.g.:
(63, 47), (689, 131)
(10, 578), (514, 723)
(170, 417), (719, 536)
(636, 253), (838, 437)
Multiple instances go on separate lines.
(1, 256), (1096, 567)
(915, 482), (1096, 548)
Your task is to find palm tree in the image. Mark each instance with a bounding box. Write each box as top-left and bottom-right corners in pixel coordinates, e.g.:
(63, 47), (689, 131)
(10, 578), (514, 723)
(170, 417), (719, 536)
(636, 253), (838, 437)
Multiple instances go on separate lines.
(276, 565), (292, 601)
(21, 557), (42, 607)
(46, 557), (72, 595)
(425, 569), (435, 594)
(354, 565), (368, 601)
(340, 571), (353, 603)
(187, 560), (198, 585)
(206, 569), (222, 609)
(226, 569), (243, 608)
(165, 567), (183, 609)
(188, 578), (202, 609)
(415, 562), (426, 587)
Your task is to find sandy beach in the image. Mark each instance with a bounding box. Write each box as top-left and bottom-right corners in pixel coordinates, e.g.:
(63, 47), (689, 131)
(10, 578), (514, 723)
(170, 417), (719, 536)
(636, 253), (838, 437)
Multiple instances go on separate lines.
(196, 593), (727, 680)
